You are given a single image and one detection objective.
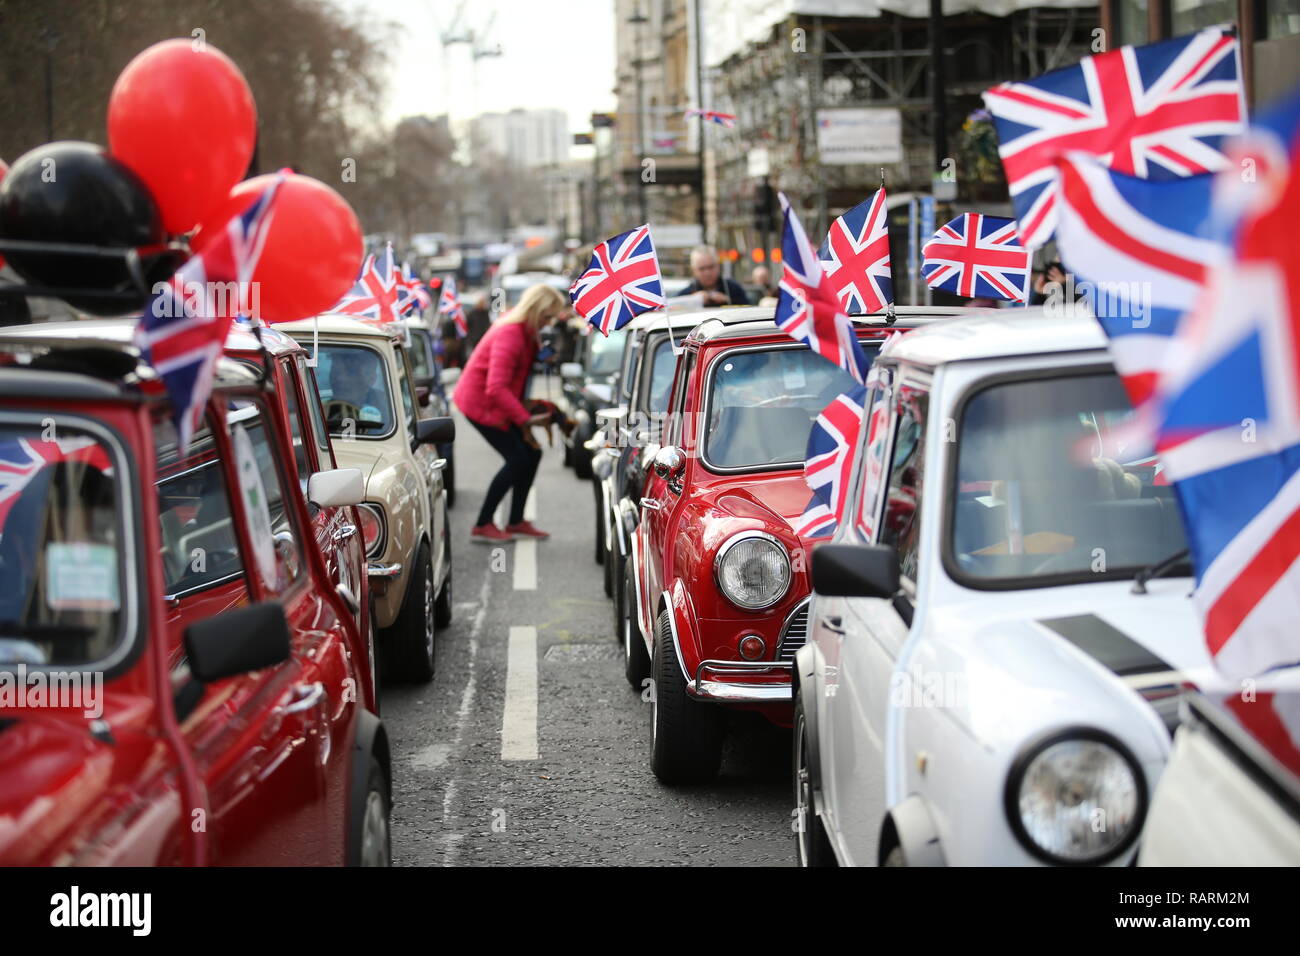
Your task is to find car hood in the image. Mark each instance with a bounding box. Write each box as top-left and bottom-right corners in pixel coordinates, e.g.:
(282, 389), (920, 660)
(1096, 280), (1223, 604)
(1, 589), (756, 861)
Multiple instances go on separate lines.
(329, 442), (388, 491)
(697, 472), (811, 541)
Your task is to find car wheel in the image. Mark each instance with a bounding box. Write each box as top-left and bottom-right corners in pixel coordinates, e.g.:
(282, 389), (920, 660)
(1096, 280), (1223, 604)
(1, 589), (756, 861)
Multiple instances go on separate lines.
(352, 757), (391, 867)
(573, 446), (593, 480)
(388, 541), (435, 682)
(623, 561), (650, 689)
(593, 491), (606, 566)
(793, 695), (837, 867)
(434, 532), (453, 629)
(649, 608), (723, 784)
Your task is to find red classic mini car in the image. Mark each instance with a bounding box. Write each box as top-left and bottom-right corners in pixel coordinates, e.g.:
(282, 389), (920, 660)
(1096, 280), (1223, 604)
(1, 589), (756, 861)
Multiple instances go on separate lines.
(0, 320), (392, 866)
(623, 307), (973, 783)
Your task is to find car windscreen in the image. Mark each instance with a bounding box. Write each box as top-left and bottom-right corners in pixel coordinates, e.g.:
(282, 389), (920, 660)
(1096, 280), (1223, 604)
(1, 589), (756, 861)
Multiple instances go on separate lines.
(589, 327), (627, 377)
(0, 421), (127, 667)
(315, 344), (395, 438)
(704, 345), (863, 469)
(645, 337), (679, 414)
(949, 371), (1188, 586)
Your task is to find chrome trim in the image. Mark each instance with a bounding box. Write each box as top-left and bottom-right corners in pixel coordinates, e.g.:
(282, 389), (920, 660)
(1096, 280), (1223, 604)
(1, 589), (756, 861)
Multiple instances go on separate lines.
(713, 531), (792, 611)
(367, 561), (403, 579)
(689, 659), (794, 703)
(777, 596), (812, 661)
(661, 589), (690, 681)
(738, 634), (766, 660)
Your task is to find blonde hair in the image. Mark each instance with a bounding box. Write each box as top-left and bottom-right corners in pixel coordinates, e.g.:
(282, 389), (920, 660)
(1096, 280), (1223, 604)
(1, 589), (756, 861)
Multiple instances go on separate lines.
(505, 283), (569, 331)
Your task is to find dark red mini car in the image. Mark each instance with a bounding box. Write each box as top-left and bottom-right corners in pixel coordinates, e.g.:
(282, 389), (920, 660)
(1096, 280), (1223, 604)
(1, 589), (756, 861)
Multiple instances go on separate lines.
(0, 320), (390, 866)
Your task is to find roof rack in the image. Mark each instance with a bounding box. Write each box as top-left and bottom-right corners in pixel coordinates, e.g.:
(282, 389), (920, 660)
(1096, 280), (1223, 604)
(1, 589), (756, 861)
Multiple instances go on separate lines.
(0, 237), (187, 308)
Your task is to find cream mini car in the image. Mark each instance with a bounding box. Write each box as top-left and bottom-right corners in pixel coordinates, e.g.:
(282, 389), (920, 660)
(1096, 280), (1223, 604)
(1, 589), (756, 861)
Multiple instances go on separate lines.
(279, 315), (454, 682)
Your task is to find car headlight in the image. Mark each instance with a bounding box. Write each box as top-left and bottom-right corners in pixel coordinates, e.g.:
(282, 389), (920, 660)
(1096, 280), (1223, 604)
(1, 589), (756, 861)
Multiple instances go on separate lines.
(715, 532), (791, 610)
(356, 503), (387, 559)
(1006, 731), (1145, 865)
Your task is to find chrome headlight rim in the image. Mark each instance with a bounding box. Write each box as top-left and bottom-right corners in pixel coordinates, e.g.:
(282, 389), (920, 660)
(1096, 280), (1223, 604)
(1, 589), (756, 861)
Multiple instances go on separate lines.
(356, 502), (388, 559)
(1004, 726), (1147, 867)
(713, 531), (792, 612)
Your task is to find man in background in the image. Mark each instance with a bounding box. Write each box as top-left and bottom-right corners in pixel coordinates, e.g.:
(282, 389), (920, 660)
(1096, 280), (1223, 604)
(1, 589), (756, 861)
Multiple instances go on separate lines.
(684, 246), (749, 306)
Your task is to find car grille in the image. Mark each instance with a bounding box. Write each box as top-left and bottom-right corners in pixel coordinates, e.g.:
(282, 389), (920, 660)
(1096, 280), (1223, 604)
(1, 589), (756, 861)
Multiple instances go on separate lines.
(777, 599), (811, 662)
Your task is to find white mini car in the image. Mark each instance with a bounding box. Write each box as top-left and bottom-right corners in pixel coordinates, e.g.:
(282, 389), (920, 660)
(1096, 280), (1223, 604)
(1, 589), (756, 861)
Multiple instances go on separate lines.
(795, 309), (1230, 867)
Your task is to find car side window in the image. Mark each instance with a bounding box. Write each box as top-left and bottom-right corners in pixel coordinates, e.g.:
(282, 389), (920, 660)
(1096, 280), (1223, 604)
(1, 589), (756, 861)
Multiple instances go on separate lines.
(879, 386), (929, 583)
(394, 346), (418, 438)
(297, 356), (335, 465)
(852, 383), (892, 541)
(280, 361), (314, 497)
(665, 351), (694, 446)
(228, 401), (304, 596)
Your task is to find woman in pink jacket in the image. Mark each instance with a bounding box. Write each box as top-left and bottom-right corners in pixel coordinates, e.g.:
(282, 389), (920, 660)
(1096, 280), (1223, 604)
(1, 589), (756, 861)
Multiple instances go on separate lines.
(453, 283), (569, 542)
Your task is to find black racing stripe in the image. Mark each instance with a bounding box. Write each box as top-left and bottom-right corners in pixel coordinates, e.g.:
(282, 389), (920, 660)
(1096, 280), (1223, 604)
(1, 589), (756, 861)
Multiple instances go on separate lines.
(1038, 614), (1174, 677)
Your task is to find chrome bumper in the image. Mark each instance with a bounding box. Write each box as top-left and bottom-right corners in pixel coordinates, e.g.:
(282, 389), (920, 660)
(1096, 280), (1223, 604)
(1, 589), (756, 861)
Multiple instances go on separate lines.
(688, 659), (793, 704)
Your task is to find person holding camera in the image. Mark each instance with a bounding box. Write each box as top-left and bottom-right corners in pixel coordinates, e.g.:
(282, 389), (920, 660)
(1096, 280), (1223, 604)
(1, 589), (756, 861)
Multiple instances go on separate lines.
(453, 283), (569, 543)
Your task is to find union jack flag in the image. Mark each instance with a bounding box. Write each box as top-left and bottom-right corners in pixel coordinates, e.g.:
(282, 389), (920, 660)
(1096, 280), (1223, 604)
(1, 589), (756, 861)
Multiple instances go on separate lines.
(983, 26), (1246, 249)
(818, 188), (892, 314)
(921, 214), (1031, 302)
(0, 436), (112, 526)
(439, 275), (467, 338)
(137, 173), (284, 453)
(569, 224), (664, 336)
(803, 385), (867, 535)
(793, 495), (836, 539)
(685, 109), (735, 128)
(333, 243), (402, 326)
(1151, 88), (1300, 681)
(1054, 152), (1220, 408)
(395, 262), (428, 317)
(775, 193), (872, 384)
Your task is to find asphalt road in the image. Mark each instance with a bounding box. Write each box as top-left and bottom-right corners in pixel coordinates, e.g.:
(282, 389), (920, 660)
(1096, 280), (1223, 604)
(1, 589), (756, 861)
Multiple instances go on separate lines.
(381, 403), (794, 866)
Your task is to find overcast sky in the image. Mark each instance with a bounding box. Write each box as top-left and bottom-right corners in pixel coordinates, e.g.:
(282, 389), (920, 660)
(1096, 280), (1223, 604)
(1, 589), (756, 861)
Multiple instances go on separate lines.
(341, 0), (617, 138)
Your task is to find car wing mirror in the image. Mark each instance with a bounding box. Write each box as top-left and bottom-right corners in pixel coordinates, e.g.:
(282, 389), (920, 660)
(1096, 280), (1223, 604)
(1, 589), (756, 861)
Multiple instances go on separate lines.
(560, 361), (583, 380)
(416, 385), (432, 407)
(812, 543), (900, 599)
(653, 445), (685, 481)
(417, 415), (456, 445)
(184, 602), (291, 683)
(308, 468), (365, 509)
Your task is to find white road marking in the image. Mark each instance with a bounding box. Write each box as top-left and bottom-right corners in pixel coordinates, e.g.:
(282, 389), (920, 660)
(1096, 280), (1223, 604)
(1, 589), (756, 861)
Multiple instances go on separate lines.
(513, 538), (537, 590)
(525, 488), (536, 521)
(502, 625), (539, 760)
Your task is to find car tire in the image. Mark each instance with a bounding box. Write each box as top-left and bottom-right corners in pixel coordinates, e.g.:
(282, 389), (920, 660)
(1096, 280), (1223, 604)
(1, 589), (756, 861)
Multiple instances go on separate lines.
(650, 608), (723, 784)
(350, 757), (391, 867)
(793, 695), (837, 867)
(388, 540), (435, 682)
(434, 533), (453, 630)
(573, 446), (593, 480)
(623, 561), (650, 690)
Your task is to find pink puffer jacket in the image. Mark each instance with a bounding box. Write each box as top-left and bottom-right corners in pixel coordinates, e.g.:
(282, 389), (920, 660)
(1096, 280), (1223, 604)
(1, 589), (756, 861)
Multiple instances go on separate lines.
(452, 319), (538, 430)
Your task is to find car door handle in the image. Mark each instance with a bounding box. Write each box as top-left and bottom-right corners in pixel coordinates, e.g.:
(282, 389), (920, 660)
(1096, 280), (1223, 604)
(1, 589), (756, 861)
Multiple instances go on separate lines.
(640, 497), (662, 511)
(820, 614), (845, 634)
(332, 523), (357, 542)
(283, 681), (326, 714)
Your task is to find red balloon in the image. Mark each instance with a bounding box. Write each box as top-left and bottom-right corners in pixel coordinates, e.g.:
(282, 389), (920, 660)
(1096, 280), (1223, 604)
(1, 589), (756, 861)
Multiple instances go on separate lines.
(194, 173), (362, 323)
(108, 39), (256, 234)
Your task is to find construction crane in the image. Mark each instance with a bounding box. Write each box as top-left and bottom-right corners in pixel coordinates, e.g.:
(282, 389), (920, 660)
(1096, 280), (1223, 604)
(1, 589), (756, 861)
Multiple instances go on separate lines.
(439, 0), (473, 47)
(472, 11), (503, 61)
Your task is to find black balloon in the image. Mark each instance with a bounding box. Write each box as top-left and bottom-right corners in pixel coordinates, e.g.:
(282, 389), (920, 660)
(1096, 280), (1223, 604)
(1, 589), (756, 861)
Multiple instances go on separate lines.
(0, 141), (180, 315)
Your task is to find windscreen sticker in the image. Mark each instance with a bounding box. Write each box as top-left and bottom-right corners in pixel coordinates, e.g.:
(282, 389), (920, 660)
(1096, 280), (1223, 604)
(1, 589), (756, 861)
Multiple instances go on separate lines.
(232, 424), (277, 590)
(782, 364), (807, 391)
(45, 543), (119, 611)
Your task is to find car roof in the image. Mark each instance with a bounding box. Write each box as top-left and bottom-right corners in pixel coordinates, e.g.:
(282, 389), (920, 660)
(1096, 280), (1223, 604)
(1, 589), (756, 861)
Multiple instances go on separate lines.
(273, 313), (402, 340)
(0, 316), (306, 359)
(680, 305), (993, 346)
(880, 304), (1105, 368)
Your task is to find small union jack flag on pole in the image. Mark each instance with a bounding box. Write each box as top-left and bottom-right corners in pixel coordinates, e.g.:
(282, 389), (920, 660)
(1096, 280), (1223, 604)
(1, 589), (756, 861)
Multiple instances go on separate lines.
(136, 172), (284, 453)
(802, 384), (867, 537)
(921, 213), (1031, 302)
(439, 274), (467, 338)
(818, 187), (893, 314)
(569, 224), (665, 336)
(333, 243), (402, 326)
(775, 193), (872, 384)
(982, 26), (1246, 249)
(685, 109), (735, 128)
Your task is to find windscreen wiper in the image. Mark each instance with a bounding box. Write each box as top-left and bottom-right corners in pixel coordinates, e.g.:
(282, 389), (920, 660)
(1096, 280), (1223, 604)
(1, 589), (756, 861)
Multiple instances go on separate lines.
(1131, 548), (1191, 595)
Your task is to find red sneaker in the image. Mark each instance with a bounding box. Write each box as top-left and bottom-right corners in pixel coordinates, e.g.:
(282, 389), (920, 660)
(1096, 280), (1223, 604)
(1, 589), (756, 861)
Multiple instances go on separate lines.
(505, 521), (550, 539)
(470, 523), (514, 543)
